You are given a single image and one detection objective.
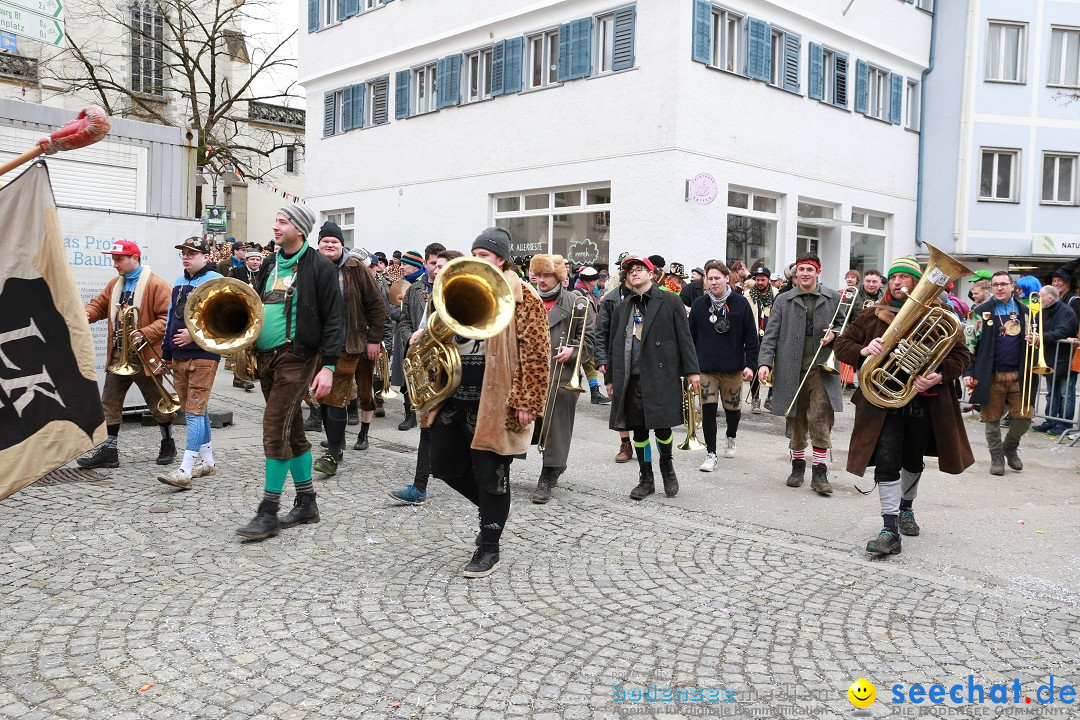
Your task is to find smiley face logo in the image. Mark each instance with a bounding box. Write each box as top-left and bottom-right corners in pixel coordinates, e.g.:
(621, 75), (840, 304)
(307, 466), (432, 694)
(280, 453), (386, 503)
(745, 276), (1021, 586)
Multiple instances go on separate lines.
(847, 678), (876, 708)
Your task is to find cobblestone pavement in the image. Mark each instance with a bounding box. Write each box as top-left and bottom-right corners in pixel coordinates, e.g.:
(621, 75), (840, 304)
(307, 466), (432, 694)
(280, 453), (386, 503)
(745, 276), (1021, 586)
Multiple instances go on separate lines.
(1, 377), (1079, 719)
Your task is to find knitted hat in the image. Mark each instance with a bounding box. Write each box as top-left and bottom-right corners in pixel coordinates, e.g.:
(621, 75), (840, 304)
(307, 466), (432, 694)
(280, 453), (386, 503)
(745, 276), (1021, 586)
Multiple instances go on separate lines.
(648, 255), (666, 272)
(319, 221), (344, 243)
(530, 254), (567, 283)
(245, 249), (263, 260)
(278, 204), (315, 237)
(401, 250), (425, 269)
(887, 256), (923, 280)
(577, 265), (599, 280)
(472, 227), (513, 263)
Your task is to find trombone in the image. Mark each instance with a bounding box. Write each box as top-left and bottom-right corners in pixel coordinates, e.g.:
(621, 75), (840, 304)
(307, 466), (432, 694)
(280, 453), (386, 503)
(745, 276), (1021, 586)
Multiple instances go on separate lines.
(537, 296), (590, 452)
(112, 305), (181, 415)
(783, 285), (858, 418)
(678, 379), (706, 451)
(1020, 292), (1054, 415)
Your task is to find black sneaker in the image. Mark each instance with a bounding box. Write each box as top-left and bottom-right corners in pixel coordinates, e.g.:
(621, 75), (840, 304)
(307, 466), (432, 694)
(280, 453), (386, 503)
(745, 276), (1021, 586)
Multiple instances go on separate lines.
(156, 438), (176, 466)
(865, 529), (902, 555)
(77, 445), (119, 469)
(898, 510), (920, 536)
(354, 433), (369, 451)
(462, 546), (500, 578)
(313, 453), (340, 476)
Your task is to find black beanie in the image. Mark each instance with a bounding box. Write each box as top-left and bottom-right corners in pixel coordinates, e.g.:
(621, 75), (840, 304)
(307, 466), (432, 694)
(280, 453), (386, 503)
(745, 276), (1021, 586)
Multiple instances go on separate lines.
(472, 227), (513, 263)
(319, 221), (345, 243)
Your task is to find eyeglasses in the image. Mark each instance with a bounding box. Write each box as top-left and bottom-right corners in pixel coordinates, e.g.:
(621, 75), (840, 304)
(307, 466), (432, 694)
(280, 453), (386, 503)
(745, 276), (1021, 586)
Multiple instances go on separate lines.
(990, 282), (1012, 288)
(179, 251), (201, 258)
(626, 266), (651, 275)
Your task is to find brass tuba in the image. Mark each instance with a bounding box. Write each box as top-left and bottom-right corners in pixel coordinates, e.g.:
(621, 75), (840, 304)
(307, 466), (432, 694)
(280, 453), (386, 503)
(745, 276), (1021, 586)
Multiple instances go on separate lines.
(183, 277), (265, 356)
(859, 243), (972, 409)
(403, 257), (516, 414)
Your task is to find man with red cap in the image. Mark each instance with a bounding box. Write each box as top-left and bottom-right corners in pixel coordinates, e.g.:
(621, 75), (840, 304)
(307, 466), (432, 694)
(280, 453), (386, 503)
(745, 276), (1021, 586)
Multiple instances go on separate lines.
(80, 240), (176, 469)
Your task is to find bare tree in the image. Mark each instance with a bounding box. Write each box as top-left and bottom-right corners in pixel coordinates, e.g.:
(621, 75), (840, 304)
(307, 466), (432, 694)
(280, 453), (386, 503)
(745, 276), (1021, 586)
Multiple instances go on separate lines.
(39, 0), (302, 212)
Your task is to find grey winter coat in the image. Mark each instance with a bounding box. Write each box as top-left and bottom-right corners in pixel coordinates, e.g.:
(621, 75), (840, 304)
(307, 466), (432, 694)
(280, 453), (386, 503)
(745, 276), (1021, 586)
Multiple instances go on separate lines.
(758, 284), (845, 416)
(398, 275), (431, 352)
(535, 288), (595, 467)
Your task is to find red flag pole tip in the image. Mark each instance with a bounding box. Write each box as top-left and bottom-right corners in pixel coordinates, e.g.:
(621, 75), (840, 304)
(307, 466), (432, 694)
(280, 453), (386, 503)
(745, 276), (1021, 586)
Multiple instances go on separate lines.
(37, 105), (111, 155)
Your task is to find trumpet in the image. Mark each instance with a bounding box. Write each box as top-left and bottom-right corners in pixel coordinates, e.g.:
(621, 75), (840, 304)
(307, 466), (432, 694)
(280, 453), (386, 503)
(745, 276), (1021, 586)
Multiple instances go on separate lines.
(1020, 292), (1054, 415)
(678, 379), (706, 451)
(537, 296), (590, 453)
(783, 285), (858, 417)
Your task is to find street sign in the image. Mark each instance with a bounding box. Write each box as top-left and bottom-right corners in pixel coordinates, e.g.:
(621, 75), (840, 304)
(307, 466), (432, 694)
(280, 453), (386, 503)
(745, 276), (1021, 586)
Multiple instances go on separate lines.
(2, 0), (61, 20)
(204, 206), (227, 233)
(0, 2), (64, 46)
(0, 30), (16, 51)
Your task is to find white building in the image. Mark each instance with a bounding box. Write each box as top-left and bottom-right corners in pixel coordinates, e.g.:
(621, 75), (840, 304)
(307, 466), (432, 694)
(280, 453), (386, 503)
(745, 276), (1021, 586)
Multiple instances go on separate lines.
(922, 0), (1080, 281)
(300, 0), (932, 286)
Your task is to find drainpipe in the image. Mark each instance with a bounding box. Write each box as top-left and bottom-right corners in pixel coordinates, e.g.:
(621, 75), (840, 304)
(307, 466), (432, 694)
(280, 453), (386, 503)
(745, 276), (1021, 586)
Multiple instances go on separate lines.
(914, 4), (938, 248)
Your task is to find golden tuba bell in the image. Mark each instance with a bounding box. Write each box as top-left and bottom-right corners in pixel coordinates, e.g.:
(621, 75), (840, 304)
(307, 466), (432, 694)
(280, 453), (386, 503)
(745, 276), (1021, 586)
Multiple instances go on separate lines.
(858, 243), (971, 410)
(403, 257), (515, 414)
(678, 380), (706, 451)
(183, 278), (265, 356)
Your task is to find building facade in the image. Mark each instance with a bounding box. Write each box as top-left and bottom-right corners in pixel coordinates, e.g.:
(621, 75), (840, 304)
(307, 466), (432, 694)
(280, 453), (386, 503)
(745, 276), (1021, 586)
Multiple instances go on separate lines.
(922, 0), (1080, 281)
(300, 0), (932, 286)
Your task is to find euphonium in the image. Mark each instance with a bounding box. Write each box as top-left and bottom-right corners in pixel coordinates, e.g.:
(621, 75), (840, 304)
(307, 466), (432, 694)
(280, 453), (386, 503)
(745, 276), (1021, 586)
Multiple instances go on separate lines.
(859, 243), (972, 410)
(107, 306), (141, 376)
(403, 257), (515, 414)
(183, 277), (265, 356)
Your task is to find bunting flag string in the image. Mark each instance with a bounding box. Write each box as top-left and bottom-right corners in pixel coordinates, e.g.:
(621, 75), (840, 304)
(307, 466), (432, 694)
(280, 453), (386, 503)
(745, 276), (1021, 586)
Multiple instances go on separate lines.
(204, 147), (304, 204)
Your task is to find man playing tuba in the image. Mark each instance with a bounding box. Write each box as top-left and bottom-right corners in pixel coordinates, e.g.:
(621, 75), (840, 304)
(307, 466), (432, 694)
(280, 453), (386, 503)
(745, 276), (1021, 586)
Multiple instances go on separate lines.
(834, 256), (974, 556)
(79, 240), (176, 469)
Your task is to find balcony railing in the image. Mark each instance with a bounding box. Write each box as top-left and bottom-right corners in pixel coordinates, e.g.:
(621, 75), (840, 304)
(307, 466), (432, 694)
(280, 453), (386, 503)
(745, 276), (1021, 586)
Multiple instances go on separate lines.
(0, 54), (38, 83)
(248, 101), (305, 129)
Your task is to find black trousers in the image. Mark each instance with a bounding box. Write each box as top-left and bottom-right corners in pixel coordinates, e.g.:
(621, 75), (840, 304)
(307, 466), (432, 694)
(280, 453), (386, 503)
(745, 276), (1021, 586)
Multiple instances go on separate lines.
(871, 396), (931, 484)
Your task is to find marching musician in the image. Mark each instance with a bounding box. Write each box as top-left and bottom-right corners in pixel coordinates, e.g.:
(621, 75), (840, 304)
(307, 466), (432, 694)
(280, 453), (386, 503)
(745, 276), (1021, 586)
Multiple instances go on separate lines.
(854, 269), (885, 310)
(688, 260), (758, 470)
(834, 256), (974, 555)
(425, 228), (549, 578)
(598, 256), (699, 501)
(746, 264), (777, 414)
(396, 243), (446, 431)
(157, 237), (224, 489)
(530, 254), (594, 504)
(595, 255), (635, 463)
(235, 205), (343, 541)
(310, 221), (385, 475)
(79, 240), (176, 470)
(757, 251), (845, 495)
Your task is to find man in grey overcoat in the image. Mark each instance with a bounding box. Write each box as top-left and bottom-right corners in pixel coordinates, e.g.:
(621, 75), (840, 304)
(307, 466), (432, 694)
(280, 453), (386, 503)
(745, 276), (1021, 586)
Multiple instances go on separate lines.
(530, 255), (595, 504)
(757, 251), (846, 495)
(597, 256), (700, 500)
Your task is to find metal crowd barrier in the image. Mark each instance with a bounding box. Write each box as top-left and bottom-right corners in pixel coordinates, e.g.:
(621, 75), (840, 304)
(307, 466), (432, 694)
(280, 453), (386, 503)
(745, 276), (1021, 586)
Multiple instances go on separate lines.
(1032, 338), (1080, 447)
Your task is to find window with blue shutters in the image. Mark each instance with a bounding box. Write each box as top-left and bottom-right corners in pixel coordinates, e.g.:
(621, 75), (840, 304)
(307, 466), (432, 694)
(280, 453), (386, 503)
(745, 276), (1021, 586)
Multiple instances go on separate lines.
(436, 54), (462, 108)
(809, 43), (849, 109)
(808, 42), (824, 100)
(557, 17), (592, 82)
(503, 36), (524, 94)
(527, 29), (559, 88)
(596, 5), (635, 74)
(833, 53), (849, 107)
(395, 69), (410, 119)
(691, 0), (711, 64)
(464, 47), (494, 102)
(339, 0), (357, 21)
(767, 28), (800, 93)
(855, 62), (890, 121)
(413, 63), (438, 113)
(341, 83), (364, 130)
(341, 85), (354, 131)
(308, 0), (319, 32)
(746, 18), (771, 82)
(854, 59), (869, 114)
(490, 41), (506, 95)
(889, 73), (903, 124)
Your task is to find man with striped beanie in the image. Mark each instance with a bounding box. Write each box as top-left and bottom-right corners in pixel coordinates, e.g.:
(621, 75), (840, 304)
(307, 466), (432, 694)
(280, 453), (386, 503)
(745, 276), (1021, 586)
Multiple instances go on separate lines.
(834, 255), (974, 556)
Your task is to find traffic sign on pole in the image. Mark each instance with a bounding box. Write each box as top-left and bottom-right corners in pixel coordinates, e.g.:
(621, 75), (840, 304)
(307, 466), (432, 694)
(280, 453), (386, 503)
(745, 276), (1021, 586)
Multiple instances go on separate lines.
(0, 2), (64, 46)
(2, 0), (61, 20)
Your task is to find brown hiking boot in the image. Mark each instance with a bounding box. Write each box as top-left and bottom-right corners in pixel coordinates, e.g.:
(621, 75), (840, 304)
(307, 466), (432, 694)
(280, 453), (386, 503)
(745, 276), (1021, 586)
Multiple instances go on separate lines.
(615, 439), (633, 463)
(810, 464), (833, 495)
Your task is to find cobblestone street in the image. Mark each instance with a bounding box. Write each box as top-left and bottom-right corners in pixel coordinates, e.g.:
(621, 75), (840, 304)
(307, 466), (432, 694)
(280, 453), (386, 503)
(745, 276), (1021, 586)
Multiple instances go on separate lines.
(2, 377), (1079, 719)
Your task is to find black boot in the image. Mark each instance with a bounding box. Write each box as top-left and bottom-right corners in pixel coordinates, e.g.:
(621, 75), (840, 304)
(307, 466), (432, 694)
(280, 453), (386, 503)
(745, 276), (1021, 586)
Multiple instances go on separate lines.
(346, 399), (360, 426)
(659, 456), (679, 497)
(630, 466), (655, 500)
(786, 459), (806, 487)
(304, 404), (323, 432)
(77, 445), (119, 469)
(398, 411), (417, 431)
(590, 385), (611, 405)
(235, 500), (280, 540)
(531, 467), (555, 504)
(549, 466), (565, 487)
(354, 426), (370, 451)
(156, 438), (176, 466)
(281, 492), (320, 528)
(463, 544), (500, 578)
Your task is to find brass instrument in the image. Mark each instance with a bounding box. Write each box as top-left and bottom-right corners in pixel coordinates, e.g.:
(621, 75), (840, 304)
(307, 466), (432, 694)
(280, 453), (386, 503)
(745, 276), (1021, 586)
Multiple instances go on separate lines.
(744, 368), (772, 404)
(1020, 292), (1054, 415)
(129, 326), (182, 415)
(376, 344), (402, 400)
(109, 306), (180, 414)
(183, 277), (265, 356)
(678, 379), (705, 451)
(537, 296), (590, 453)
(783, 285), (859, 417)
(859, 243), (971, 410)
(403, 257), (516, 414)
(107, 306), (141, 376)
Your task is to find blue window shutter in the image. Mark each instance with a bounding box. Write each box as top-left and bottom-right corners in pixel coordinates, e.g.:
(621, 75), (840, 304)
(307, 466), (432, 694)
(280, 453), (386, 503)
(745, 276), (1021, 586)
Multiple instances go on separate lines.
(746, 19), (772, 82)
(346, 0), (359, 18)
(834, 53), (849, 107)
(808, 42), (824, 100)
(435, 56), (450, 107)
(353, 83), (365, 128)
(570, 17), (592, 79)
(449, 54), (462, 104)
(322, 92), (335, 136)
(783, 32), (801, 93)
(889, 73), (903, 124)
(340, 86), (353, 131)
(502, 36), (524, 94)
(382, 0), (394, 3)
(611, 5), (636, 71)
(395, 69), (410, 119)
(557, 23), (572, 82)
(855, 59), (868, 113)
(691, 0), (712, 64)
(308, 0), (319, 32)
(371, 76), (389, 124)
(490, 40), (506, 95)
(436, 54), (462, 108)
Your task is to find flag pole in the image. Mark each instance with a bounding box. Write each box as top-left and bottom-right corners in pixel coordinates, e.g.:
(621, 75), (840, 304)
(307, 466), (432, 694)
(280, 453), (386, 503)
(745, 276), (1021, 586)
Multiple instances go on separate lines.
(0, 106), (111, 178)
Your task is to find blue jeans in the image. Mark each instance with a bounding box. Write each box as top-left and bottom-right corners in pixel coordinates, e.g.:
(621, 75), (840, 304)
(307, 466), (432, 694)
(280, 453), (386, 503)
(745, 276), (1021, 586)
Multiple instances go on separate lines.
(1045, 371), (1077, 429)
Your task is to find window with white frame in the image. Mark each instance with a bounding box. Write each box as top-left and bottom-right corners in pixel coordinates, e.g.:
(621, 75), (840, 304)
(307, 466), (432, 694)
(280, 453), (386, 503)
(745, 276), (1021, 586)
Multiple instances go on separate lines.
(915, 0), (934, 11)
(980, 148), (1020, 202)
(727, 188), (779, 271)
(493, 185), (612, 266)
(597, 12), (616, 74)
(867, 65), (889, 120)
(905, 79), (920, 130)
(1048, 26), (1080, 88)
(321, 0), (337, 26)
(367, 76), (389, 125)
(710, 7), (743, 73)
(130, 2), (165, 96)
(850, 210), (888, 278)
(985, 21), (1026, 83)
(1042, 153), (1077, 205)
(528, 29), (559, 89)
(323, 210), (355, 248)
(595, 5), (636, 75)
(363, 0), (377, 10)
(465, 47), (493, 102)
(413, 63), (437, 114)
(769, 27), (800, 92)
